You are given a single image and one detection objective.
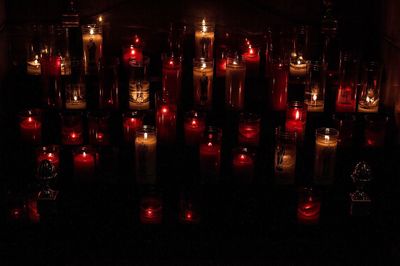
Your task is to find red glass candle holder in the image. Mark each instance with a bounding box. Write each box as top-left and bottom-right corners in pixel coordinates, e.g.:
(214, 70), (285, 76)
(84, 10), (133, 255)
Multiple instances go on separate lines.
(19, 109), (42, 145)
(238, 112), (261, 146)
(285, 101), (307, 141)
(364, 114), (389, 147)
(332, 114), (355, 147)
(270, 58), (288, 111)
(335, 52), (358, 112)
(60, 112), (84, 145)
(73, 146), (96, 182)
(297, 187), (321, 225)
(232, 147), (255, 184)
(123, 44), (143, 68)
(140, 196), (162, 224)
(156, 94), (177, 145)
(88, 111), (111, 146)
(36, 145), (60, 171)
(122, 111), (143, 144)
(41, 54), (62, 108)
(242, 42), (260, 77)
(184, 111), (206, 146)
(179, 197), (200, 224)
(216, 48), (227, 77)
(162, 55), (182, 105)
(199, 126), (222, 183)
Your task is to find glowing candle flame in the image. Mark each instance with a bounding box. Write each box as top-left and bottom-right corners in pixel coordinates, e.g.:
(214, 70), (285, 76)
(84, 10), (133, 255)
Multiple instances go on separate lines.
(240, 154), (245, 160)
(73, 95), (78, 101)
(98, 16), (103, 23)
(202, 18), (207, 32)
(89, 27), (94, 35)
(207, 142), (212, 147)
(312, 93), (317, 102)
(144, 132), (148, 139)
(162, 107), (168, 113)
(28, 117), (33, 123)
(295, 110), (300, 120)
(324, 135), (330, 141)
(191, 119), (197, 126)
(82, 151), (87, 157)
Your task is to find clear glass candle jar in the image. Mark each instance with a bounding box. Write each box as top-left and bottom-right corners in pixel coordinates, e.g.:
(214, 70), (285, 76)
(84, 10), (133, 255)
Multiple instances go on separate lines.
(336, 52), (358, 112)
(60, 111), (84, 145)
(314, 127), (339, 185)
(305, 61), (326, 112)
(135, 125), (157, 184)
(358, 62), (381, 113)
(98, 58), (119, 110)
(88, 111), (111, 146)
(297, 187), (321, 224)
(65, 60), (87, 110)
(128, 57), (150, 110)
(194, 18), (215, 59)
(81, 24), (103, 74)
(332, 113), (355, 147)
(274, 128), (297, 185)
(270, 58), (289, 111)
(225, 55), (246, 110)
(238, 112), (261, 146)
(193, 58), (214, 110)
(364, 114), (389, 147)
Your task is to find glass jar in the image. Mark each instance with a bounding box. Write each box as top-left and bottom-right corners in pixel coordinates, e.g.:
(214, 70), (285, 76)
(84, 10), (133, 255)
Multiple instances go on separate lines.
(193, 58), (214, 110)
(305, 61), (326, 112)
(358, 62), (381, 113)
(274, 128), (297, 185)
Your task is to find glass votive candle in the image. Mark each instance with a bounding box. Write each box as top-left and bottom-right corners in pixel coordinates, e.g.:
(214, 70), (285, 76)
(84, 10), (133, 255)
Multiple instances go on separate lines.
(60, 111), (84, 145)
(216, 48), (227, 77)
(285, 101), (307, 142)
(199, 126), (222, 183)
(122, 111), (143, 144)
(73, 146), (96, 182)
(304, 61), (326, 112)
(274, 128), (297, 185)
(184, 111), (206, 146)
(332, 114), (356, 147)
(81, 24), (103, 74)
(88, 111), (111, 146)
(194, 18), (215, 59)
(179, 196), (200, 224)
(364, 114), (389, 147)
(123, 44), (143, 67)
(41, 54), (62, 109)
(238, 112), (261, 147)
(270, 58), (288, 111)
(19, 109), (42, 145)
(140, 196), (162, 224)
(36, 145), (60, 171)
(336, 53), (358, 112)
(314, 128), (339, 185)
(162, 55), (182, 105)
(232, 147), (255, 184)
(225, 55), (246, 110)
(156, 95), (177, 145)
(193, 58), (214, 110)
(358, 62), (381, 113)
(297, 187), (321, 224)
(135, 126), (157, 184)
(65, 60), (87, 110)
(242, 43), (260, 77)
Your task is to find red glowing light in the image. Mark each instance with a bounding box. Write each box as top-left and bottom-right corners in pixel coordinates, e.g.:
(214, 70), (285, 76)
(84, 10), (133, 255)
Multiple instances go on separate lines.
(162, 107), (168, 113)
(131, 49), (136, 55)
(96, 132), (104, 140)
(71, 132), (77, 139)
(249, 47), (254, 55)
(207, 142), (212, 147)
(186, 211), (193, 220)
(146, 209), (153, 217)
(240, 154), (245, 160)
(28, 117), (33, 123)
(295, 110), (300, 120)
(169, 60), (174, 65)
(130, 118), (136, 123)
(191, 119), (197, 126)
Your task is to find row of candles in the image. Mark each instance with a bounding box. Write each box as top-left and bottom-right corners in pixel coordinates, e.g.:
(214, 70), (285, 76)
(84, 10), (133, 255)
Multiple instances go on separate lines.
(20, 102), (389, 186)
(9, 186), (321, 225)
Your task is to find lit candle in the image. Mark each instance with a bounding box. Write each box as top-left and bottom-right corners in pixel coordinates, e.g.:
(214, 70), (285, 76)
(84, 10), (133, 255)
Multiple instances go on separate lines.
(305, 62), (325, 112)
(140, 197), (162, 224)
(364, 115), (388, 147)
(156, 102), (177, 145)
(225, 56), (246, 110)
(274, 128), (297, 185)
(193, 58), (214, 110)
(41, 55), (62, 108)
(122, 111), (143, 144)
(297, 187), (321, 224)
(27, 54), (41, 75)
(135, 126), (157, 184)
(314, 128), (339, 185)
(270, 59), (288, 111)
(123, 44), (143, 67)
(61, 112), (84, 145)
(194, 18), (215, 59)
(179, 203), (199, 224)
(82, 24), (103, 74)
(336, 85), (356, 112)
(238, 112), (261, 146)
(289, 55), (308, 77)
(19, 109), (42, 144)
(88, 112), (111, 146)
(73, 146), (96, 181)
(65, 84), (87, 109)
(129, 80), (150, 110)
(199, 127), (222, 183)
(242, 42), (260, 77)
(184, 111), (206, 146)
(216, 53), (227, 77)
(232, 148), (255, 183)
(162, 56), (182, 105)
(285, 102), (307, 141)
(358, 62), (381, 113)
(36, 145), (60, 170)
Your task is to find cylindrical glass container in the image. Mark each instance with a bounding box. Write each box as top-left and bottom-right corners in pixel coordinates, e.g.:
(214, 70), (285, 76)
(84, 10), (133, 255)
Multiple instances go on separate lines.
(60, 111), (84, 145)
(274, 128), (297, 185)
(81, 24), (103, 74)
(199, 126), (222, 183)
(225, 55), (246, 110)
(193, 58), (214, 110)
(156, 94), (177, 145)
(270, 58), (288, 111)
(332, 114), (355, 147)
(140, 196), (162, 224)
(238, 112), (261, 146)
(289, 26), (309, 78)
(364, 114), (389, 147)
(336, 52), (358, 112)
(98, 58), (119, 110)
(358, 62), (381, 113)
(242, 43), (260, 77)
(41, 55), (62, 108)
(194, 18), (214, 59)
(88, 111), (111, 146)
(305, 61), (326, 112)
(122, 111), (143, 144)
(162, 55), (182, 105)
(314, 127), (339, 185)
(285, 101), (307, 141)
(73, 146), (96, 182)
(36, 145), (60, 171)
(19, 109), (42, 145)
(184, 111), (206, 146)
(65, 60), (86, 110)
(128, 57), (150, 110)
(297, 187), (321, 224)
(135, 126), (157, 184)
(232, 147), (255, 184)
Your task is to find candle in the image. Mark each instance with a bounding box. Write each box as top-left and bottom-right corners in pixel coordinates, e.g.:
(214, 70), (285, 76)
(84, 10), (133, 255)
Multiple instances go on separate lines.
(88, 112), (111, 146)
(140, 197), (162, 224)
(36, 145), (60, 170)
(242, 43), (260, 77)
(285, 102), (307, 141)
(336, 53), (358, 112)
(270, 59), (288, 111)
(238, 112), (261, 146)
(162, 56), (182, 105)
(82, 24), (103, 74)
(41, 55), (62, 108)
(336, 85), (356, 112)
(27, 54), (41, 75)
(274, 128), (297, 185)
(297, 187), (321, 224)
(364, 115), (388, 147)
(332, 114), (355, 147)
(216, 52), (227, 77)
(193, 58), (214, 110)
(135, 126), (157, 184)
(122, 111), (143, 144)
(129, 80), (150, 110)
(65, 83), (87, 109)
(179, 202), (199, 224)
(305, 62), (325, 112)
(19, 109), (42, 144)
(61, 112), (84, 145)
(184, 111), (206, 146)
(314, 128), (339, 185)
(156, 102), (177, 145)
(225, 56), (246, 110)
(123, 45), (143, 67)
(194, 18), (215, 59)
(199, 127), (222, 183)
(358, 62), (381, 113)
(73, 146), (96, 181)
(232, 148), (255, 184)
(289, 55), (308, 77)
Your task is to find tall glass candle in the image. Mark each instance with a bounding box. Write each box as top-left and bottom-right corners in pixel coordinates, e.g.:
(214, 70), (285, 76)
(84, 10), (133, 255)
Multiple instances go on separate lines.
(88, 112), (111, 146)
(184, 111), (206, 146)
(289, 26), (309, 78)
(285, 102), (307, 141)
(216, 49), (227, 77)
(123, 44), (143, 67)
(225, 56), (246, 110)
(238, 112), (261, 146)
(73, 146), (96, 181)
(274, 128), (297, 185)
(65, 60), (87, 110)
(135, 126), (157, 184)
(36, 145), (60, 171)
(98, 58), (119, 110)
(140, 196), (162, 224)
(156, 97), (177, 145)
(82, 24), (103, 74)
(364, 115), (388, 147)
(193, 58), (214, 110)
(60, 112), (84, 145)
(232, 147), (255, 184)
(194, 18), (214, 59)
(122, 111), (143, 144)
(336, 53), (358, 112)
(358, 62), (381, 113)
(289, 55), (308, 77)
(162, 55), (182, 105)
(297, 187), (321, 224)
(314, 128), (339, 185)
(199, 126), (222, 183)
(128, 57), (150, 110)
(332, 114), (355, 147)
(242, 43), (260, 77)
(305, 61), (326, 112)
(19, 109), (42, 145)
(270, 58), (288, 111)
(41, 55), (62, 108)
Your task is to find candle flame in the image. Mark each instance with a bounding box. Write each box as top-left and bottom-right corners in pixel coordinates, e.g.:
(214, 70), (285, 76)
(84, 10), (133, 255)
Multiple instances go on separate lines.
(144, 132), (148, 139)
(89, 27), (94, 35)
(186, 211), (192, 220)
(249, 45), (254, 55)
(324, 135), (330, 141)
(366, 96), (371, 103)
(98, 16), (103, 23)
(135, 36), (140, 43)
(130, 118), (136, 123)
(131, 48), (135, 55)
(82, 151), (87, 157)
(312, 93), (317, 102)
(146, 209), (153, 216)
(71, 132), (76, 139)
(162, 107), (168, 113)
(191, 119), (197, 126)
(207, 142), (212, 147)
(73, 95), (78, 101)
(169, 60), (174, 65)
(201, 62), (207, 69)
(202, 18), (207, 32)
(295, 110), (300, 120)
(48, 153), (54, 158)
(28, 117), (33, 123)
(240, 154), (245, 160)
